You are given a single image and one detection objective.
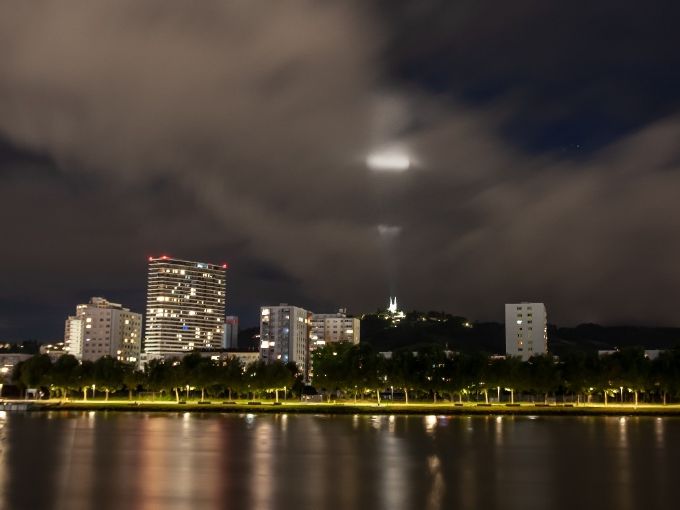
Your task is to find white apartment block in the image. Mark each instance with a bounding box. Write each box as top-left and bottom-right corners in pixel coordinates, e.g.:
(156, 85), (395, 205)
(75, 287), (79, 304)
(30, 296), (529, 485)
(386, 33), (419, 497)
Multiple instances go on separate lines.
(65, 297), (142, 363)
(505, 302), (547, 361)
(144, 256), (227, 358)
(260, 305), (310, 376)
(310, 308), (360, 348)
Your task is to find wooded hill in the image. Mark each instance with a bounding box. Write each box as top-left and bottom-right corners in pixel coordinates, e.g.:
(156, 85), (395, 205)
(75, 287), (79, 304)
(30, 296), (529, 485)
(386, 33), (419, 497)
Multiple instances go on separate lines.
(359, 311), (680, 355)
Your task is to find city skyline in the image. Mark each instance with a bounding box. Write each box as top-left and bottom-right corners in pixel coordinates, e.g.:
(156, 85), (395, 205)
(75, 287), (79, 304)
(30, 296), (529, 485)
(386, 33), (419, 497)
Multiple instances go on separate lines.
(4, 2), (680, 340)
(2, 4), (679, 510)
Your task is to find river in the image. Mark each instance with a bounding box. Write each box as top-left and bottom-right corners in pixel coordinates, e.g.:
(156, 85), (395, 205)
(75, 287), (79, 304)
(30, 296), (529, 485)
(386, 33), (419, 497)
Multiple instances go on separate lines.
(0, 411), (676, 510)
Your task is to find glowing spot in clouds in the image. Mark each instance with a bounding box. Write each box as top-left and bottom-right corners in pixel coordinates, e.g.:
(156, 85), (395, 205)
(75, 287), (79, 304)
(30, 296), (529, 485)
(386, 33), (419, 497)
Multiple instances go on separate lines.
(377, 224), (402, 237)
(366, 151), (410, 172)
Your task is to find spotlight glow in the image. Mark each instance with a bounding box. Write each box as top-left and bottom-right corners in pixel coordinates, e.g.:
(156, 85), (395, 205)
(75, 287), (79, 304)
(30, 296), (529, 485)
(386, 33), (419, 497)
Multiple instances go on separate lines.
(366, 152), (410, 172)
(377, 224), (402, 237)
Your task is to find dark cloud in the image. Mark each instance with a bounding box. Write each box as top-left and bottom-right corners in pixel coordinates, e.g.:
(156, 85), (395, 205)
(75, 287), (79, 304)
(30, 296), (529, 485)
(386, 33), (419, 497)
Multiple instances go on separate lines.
(1, 1), (680, 340)
(374, 0), (680, 151)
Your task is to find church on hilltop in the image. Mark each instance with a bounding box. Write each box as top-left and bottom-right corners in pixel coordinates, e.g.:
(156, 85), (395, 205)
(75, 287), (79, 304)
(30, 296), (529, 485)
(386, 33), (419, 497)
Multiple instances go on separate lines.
(381, 296), (406, 325)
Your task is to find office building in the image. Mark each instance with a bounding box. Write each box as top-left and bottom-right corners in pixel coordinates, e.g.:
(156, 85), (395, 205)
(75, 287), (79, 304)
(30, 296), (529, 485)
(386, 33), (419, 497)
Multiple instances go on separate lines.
(260, 304), (310, 376)
(223, 316), (239, 349)
(505, 302), (547, 361)
(144, 256), (227, 357)
(65, 297), (142, 362)
(310, 308), (360, 348)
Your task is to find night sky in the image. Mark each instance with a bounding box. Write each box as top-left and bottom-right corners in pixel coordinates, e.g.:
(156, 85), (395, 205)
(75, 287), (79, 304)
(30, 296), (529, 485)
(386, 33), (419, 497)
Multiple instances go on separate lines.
(3, 1), (680, 341)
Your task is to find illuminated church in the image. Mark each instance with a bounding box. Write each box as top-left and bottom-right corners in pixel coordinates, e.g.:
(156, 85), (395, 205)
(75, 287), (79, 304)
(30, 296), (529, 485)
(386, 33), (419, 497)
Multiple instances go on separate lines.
(382, 296), (405, 324)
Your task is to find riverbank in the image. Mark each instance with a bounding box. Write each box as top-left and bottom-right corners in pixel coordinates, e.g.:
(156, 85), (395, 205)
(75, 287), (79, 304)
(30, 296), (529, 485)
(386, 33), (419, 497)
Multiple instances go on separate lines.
(12, 399), (680, 416)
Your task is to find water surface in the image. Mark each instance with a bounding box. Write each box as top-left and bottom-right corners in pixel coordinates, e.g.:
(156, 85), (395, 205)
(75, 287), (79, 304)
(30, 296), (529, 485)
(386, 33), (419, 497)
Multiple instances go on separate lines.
(0, 411), (676, 510)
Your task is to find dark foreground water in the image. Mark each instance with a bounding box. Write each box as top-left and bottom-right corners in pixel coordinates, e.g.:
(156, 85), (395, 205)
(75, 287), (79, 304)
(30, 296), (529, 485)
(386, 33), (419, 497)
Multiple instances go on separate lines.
(0, 412), (677, 510)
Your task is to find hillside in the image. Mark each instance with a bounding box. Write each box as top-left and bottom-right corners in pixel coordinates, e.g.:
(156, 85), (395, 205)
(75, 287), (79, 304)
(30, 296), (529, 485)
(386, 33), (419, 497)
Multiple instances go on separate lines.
(359, 311), (680, 355)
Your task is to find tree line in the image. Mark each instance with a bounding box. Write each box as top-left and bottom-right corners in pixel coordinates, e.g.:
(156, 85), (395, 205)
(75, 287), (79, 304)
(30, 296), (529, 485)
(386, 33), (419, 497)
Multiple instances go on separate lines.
(312, 343), (680, 405)
(9, 344), (680, 405)
(11, 353), (299, 402)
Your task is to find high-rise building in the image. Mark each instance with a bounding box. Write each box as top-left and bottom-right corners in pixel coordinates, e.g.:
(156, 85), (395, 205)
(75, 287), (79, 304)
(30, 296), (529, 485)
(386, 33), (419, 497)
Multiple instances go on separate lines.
(310, 308), (360, 348)
(505, 302), (547, 361)
(64, 297), (142, 362)
(223, 316), (239, 349)
(259, 304), (310, 376)
(144, 256), (227, 358)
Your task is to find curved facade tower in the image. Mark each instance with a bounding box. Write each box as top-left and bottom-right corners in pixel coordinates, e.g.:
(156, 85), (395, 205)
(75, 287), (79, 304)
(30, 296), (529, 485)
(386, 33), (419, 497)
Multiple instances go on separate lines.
(144, 256), (227, 358)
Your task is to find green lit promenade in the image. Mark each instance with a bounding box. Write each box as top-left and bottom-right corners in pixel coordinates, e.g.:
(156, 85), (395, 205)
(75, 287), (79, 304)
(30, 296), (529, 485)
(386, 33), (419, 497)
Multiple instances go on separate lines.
(13, 399), (680, 416)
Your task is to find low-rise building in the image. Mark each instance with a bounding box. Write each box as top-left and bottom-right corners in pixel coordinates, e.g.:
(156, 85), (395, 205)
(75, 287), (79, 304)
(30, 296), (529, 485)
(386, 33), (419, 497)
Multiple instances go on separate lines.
(0, 353), (33, 381)
(197, 349), (260, 366)
(598, 349), (664, 360)
(39, 342), (68, 362)
(310, 308), (360, 348)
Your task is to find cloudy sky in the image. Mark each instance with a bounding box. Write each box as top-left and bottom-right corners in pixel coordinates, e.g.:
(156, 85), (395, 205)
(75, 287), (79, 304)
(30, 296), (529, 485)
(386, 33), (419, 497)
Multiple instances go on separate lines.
(2, 0), (680, 340)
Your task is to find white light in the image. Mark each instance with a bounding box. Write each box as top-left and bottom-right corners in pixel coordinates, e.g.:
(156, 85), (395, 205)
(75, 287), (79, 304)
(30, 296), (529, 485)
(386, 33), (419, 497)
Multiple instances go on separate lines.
(378, 224), (402, 237)
(260, 341), (270, 349)
(366, 152), (410, 172)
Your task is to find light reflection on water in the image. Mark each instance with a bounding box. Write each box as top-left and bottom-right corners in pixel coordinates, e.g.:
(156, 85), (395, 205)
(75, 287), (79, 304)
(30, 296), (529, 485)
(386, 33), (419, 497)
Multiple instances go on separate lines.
(0, 412), (678, 510)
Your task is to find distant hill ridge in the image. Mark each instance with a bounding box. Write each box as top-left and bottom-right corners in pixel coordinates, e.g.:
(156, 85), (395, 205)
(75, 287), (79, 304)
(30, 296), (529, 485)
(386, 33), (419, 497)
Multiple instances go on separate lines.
(359, 311), (680, 355)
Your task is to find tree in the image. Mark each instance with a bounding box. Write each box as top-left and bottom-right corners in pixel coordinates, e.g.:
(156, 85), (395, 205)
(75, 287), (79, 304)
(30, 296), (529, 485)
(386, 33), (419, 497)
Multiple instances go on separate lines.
(345, 344), (382, 403)
(217, 356), (244, 400)
(75, 361), (94, 400)
(416, 345), (448, 403)
(48, 354), (80, 399)
(145, 359), (173, 400)
(166, 359), (187, 402)
(245, 360), (268, 399)
(617, 347), (650, 406)
(122, 365), (146, 400)
(93, 356), (125, 400)
(312, 342), (353, 401)
(285, 361), (302, 399)
(188, 356), (218, 401)
(527, 354), (560, 404)
(561, 351), (600, 404)
(597, 348), (649, 405)
(652, 349), (680, 404)
(463, 352), (491, 403)
(443, 354), (480, 404)
(265, 361), (295, 402)
(494, 356), (527, 404)
(15, 354), (52, 395)
(387, 349), (417, 403)
(598, 353), (622, 405)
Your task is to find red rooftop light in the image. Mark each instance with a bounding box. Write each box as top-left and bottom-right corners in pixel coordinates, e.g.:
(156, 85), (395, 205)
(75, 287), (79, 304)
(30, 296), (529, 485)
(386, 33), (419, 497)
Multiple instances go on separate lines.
(222, 263), (228, 269)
